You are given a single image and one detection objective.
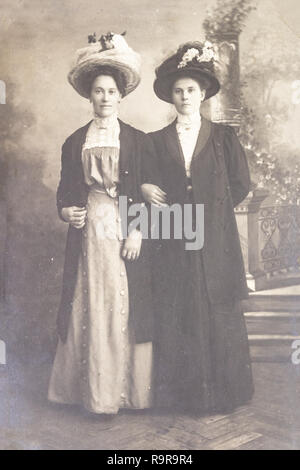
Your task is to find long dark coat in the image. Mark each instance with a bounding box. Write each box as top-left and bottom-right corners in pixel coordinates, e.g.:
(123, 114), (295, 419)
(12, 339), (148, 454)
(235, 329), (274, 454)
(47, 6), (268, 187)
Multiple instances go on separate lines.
(56, 119), (155, 344)
(146, 117), (254, 411)
(147, 117), (250, 306)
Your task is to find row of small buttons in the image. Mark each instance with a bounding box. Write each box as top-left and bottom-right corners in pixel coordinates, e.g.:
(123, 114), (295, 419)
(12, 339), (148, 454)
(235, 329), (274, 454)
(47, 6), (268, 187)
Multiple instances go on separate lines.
(79, 203), (131, 408)
(216, 141), (223, 159)
(118, 220), (129, 405)
(81, 225), (89, 400)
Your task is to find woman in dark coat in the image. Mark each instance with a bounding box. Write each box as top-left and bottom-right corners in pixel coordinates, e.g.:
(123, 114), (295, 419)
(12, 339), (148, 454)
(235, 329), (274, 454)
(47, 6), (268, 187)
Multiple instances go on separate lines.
(48, 33), (155, 414)
(142, 41), (254, 413)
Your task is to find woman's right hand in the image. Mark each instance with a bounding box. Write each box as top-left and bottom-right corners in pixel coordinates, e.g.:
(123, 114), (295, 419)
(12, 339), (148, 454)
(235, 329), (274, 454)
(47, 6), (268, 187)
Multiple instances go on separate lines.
(61, 206), (87, 229)
(141, 184), (167, 206)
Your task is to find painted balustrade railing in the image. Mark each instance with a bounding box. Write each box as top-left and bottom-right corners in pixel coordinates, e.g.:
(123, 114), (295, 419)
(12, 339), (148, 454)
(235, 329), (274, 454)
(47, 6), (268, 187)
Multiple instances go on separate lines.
(235, 189), (300, 290)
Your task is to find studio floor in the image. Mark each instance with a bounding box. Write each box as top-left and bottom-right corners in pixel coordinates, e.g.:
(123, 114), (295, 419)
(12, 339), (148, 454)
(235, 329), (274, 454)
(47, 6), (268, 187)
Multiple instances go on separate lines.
(1, 285), (300, 450)
(1, 360), (300, 450)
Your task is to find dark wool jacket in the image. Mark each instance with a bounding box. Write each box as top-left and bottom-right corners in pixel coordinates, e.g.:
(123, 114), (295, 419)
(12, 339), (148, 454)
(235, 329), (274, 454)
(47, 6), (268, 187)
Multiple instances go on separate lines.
(146, 117), (251, 306)
(56, 119), (156, 344)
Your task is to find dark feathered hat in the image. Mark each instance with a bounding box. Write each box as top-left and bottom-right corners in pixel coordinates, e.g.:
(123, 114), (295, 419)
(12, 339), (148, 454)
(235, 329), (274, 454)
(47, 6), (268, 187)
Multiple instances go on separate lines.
(153, 41), (221, 103)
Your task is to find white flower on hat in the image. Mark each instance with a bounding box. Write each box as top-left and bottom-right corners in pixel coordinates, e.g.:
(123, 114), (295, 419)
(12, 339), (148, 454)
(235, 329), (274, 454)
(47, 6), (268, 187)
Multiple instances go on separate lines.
(198, 49), (214, 62)
(111, 33), (129, 52)
(178, 48), (200, 68)
(178, 41), (217, 69)
(197, 41), (217, 63)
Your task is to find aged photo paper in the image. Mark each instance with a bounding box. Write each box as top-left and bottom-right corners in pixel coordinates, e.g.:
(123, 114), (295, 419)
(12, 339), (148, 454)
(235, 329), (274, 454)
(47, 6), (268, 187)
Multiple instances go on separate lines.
(1, 0), (300, 452)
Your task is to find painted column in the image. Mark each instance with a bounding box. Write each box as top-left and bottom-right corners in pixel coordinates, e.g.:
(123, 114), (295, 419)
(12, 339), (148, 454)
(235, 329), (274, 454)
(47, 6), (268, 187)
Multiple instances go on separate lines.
(209, 31), (241, 127)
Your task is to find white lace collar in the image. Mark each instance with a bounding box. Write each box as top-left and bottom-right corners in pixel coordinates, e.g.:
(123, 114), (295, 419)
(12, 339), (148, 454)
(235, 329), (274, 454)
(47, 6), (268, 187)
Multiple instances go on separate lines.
(93, 111), (119, 129)
(176, 111), (201, 127)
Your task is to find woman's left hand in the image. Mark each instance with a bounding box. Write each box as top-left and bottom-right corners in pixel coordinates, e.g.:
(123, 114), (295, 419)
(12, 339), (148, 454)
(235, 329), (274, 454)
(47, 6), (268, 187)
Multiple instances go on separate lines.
(122, 229), (142, 261)
(141, 184), (167, 206)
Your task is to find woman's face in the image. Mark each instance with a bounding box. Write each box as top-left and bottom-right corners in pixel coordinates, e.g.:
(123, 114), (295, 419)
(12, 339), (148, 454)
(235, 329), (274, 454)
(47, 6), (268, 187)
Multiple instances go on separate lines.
(172, 77), (205, 115)
(90, 75), (121, 118)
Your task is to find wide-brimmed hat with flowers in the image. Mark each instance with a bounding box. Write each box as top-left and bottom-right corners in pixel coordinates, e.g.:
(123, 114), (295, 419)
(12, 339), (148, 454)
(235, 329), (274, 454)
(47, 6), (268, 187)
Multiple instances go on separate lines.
(153, 41), (221, 103)
(68, 32), (141, 98)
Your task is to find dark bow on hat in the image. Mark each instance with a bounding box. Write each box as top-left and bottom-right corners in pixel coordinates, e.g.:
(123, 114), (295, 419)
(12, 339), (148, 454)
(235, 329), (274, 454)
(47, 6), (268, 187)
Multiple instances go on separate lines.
(87, 31), (127, 51)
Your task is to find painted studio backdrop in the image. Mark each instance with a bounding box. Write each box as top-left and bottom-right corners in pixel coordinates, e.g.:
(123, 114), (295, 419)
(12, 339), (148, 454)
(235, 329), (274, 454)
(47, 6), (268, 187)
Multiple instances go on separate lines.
(1, 0), (300, 366)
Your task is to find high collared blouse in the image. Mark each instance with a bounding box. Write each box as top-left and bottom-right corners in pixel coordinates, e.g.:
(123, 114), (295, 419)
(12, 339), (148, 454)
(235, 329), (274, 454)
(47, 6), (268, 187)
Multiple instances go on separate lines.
(81, 112), (120, 198)
(176, 111), (201, 177)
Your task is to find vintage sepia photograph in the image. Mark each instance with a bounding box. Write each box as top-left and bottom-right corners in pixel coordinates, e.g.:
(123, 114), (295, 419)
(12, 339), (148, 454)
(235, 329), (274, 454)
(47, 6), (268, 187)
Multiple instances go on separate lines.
(1, 0), (300, 452)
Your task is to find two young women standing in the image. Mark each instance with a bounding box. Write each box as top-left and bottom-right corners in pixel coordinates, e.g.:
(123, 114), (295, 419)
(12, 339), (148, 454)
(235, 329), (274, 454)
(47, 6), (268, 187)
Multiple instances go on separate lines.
(48, 34), (254, 415)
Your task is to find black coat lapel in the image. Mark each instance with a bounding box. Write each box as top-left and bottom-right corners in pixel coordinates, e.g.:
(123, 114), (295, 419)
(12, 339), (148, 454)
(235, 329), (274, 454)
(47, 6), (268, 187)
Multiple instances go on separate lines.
(191, 117), (212, 161)
(164, 117), (212, 169)
(119, 119), (134, 175)
(72, 121), (92, 164)
(164, 120), (185, 168)
(71, 121), (92, 189)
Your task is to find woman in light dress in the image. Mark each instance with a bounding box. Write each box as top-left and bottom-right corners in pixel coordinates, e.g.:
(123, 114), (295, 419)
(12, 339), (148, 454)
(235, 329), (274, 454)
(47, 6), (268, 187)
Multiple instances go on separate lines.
(48, 33), (156, 415)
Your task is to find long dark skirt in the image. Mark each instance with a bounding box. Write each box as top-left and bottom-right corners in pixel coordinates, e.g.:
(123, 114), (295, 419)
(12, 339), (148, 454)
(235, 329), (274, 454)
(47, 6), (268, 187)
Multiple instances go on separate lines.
(152, 224), (254, 414)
